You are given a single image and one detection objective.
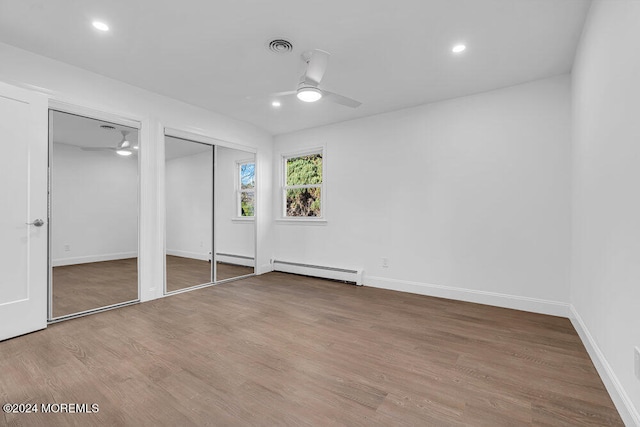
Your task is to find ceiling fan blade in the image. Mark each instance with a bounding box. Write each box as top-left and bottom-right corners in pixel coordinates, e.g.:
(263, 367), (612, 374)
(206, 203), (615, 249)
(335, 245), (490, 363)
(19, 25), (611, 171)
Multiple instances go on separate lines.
(269, 90), (297, 98)
(322, 90), (362, 108)
(245, 90), (297, 102)
(80, 147), (116, 151)
(303, 49), (330, 86)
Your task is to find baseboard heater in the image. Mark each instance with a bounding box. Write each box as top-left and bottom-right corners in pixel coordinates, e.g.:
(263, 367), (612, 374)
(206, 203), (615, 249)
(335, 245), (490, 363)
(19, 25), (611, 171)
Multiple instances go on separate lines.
(272, 260), (363, 286)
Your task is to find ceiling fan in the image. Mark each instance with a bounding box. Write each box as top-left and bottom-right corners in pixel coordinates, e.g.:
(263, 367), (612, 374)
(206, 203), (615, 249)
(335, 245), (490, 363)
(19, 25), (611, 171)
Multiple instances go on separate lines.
(268, 49), (361, 108)
(81, 130), (138, 156)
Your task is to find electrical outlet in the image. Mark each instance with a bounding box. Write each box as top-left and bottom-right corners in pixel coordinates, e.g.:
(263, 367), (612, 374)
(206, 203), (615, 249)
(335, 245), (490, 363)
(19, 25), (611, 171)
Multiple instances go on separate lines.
(382, 257), (389, 268)
(635, 347), (640, 380)
(64, 244), (70, 252)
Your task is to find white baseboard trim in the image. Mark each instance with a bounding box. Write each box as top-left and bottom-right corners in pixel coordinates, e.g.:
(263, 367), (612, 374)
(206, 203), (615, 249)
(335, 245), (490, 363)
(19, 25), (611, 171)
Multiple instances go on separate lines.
(166, 249), (210, 261)
(257, 263), (274, 275)
(569, 305), (639, 427)
(364, 276), (570, 317)
(216, 253), (254, 268)
(52, 252), (137, 267)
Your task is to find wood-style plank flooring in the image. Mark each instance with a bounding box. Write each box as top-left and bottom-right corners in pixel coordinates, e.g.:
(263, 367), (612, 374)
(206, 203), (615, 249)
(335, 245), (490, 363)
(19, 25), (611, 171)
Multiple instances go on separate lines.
(165, 255), (211, 293)
(52, 258), (139, 318)
(53, 257), (254, 316)
(215, 262), (254, 282)
(166, 255), (254, 292)
(2, 272), (622, 426)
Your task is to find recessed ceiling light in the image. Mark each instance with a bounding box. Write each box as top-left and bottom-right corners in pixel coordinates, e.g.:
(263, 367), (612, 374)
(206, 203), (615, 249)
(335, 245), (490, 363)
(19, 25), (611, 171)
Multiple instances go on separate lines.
(296, 87), (322, 103)
(452, 44), (466, 53)
(92, 21), (109, 32)
(271, 101), (281, 107)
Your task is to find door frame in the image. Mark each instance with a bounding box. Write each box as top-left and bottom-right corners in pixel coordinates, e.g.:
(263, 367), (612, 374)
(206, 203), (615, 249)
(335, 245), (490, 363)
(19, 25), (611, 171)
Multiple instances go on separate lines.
(47, 101), (143, 322)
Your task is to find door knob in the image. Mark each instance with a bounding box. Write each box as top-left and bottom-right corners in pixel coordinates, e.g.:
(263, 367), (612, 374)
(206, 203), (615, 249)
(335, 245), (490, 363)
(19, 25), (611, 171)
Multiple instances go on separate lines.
(26, 219), (45, 227)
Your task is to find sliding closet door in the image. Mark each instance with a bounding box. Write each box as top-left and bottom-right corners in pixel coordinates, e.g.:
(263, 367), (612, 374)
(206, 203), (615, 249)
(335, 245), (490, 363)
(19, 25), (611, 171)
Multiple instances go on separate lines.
(214, 146), (256, 281)
(49, 110), (140, 319)
(164, 136), (214, 293)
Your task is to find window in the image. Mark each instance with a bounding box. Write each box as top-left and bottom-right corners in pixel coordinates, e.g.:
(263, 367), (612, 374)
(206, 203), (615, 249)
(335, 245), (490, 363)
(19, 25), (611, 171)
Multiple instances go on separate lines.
(283, 149), (323, 218)
(237, 160), (255, 217)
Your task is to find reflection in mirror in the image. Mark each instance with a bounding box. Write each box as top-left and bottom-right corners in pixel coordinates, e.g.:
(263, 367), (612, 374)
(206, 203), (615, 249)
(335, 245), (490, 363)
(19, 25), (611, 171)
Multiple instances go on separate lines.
(215, 146), (256, 281)
(165, 136), (213, 292)
(50, 111), (139, 319)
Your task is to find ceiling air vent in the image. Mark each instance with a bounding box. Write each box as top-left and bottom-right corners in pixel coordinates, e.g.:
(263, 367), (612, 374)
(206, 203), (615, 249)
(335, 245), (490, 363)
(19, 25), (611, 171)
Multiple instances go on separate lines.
(267, 39), (293, 53)
(100, 124), (116, 130)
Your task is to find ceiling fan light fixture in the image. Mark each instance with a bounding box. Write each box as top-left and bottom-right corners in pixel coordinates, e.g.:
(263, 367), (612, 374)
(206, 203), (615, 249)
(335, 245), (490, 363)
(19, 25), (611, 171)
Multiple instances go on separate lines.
(116, 149), (132, 156)
(452, 44), (467, 53)
(296, 87), (322, 103)
(92, 21), (109, 32)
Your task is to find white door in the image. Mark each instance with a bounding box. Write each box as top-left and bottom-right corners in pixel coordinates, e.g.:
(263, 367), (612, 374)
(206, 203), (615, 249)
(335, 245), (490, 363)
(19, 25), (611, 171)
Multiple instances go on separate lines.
(0, 82), (48, 341)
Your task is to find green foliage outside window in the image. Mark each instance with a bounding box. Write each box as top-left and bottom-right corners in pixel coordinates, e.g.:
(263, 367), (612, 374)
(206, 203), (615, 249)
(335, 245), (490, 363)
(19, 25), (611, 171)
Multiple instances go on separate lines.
(240, 192), (254, 216)
(285, 154), (322, 217)
(240, 163), (255, 217)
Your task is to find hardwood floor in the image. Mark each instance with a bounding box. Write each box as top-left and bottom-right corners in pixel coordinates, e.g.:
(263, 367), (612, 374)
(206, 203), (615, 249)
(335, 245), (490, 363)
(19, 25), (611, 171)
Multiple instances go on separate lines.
(215, 262), (254, 281)
(52, 258), (138, 318)
(2, 272), (622, 426)
(165, 256), (211, 293)
(166, 255), (254, 292)
(54, 257), (254, 315)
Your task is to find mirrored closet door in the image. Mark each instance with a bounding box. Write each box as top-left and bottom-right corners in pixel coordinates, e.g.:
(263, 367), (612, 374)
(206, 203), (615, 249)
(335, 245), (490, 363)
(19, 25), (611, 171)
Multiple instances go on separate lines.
(49, 110), (140, 319)
(214, 146), (255, 281)
(164, 136), (214, 292)
(164, 134), (255, 294)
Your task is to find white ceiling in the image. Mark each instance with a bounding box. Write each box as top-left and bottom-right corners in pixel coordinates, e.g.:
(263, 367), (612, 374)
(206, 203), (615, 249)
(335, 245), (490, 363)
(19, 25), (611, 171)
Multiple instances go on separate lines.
(51, 110), (139, 149)
(0, 0), (590, 135)
(52, 111), (254, 160)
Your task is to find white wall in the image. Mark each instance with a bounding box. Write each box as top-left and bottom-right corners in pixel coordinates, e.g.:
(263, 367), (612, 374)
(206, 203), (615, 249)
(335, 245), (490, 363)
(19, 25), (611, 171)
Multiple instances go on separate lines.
(51, 144), (138, 265)
(215, 146), (256, 261)
(164, 146), (255, 264)
(274, 75), (572, 315)
(0, 42), (274, 302)
(571, 1), (640, 424)
(2, 12), (636, 422)
(166, 150), (213, 260)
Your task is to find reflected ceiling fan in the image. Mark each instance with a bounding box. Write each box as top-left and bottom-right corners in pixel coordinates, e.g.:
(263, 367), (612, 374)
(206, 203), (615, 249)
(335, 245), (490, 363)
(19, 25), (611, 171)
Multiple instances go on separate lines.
(267, 49), (361, 108)
(81, 130), (138, 156)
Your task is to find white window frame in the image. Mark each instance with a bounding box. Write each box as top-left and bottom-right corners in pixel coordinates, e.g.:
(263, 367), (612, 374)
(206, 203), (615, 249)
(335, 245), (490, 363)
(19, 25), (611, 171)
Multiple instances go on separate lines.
(281, 147), (325, 221)
(236, 159), (255, 219)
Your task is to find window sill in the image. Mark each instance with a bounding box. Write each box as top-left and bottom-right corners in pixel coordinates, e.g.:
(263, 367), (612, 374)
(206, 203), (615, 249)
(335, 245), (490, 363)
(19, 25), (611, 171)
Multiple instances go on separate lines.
(231, 217), (255, 223)
(275, 218), (327, 225)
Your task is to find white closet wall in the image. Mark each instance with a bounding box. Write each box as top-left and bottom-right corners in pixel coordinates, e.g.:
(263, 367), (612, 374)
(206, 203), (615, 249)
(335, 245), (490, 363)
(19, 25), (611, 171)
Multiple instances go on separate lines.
(51, 144), (138, 266)
(165, 150), (213, 260)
